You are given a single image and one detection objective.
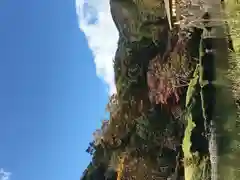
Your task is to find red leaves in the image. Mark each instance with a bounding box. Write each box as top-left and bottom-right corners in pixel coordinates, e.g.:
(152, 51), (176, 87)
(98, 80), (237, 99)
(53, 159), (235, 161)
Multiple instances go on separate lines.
(147, 55), (182, 105)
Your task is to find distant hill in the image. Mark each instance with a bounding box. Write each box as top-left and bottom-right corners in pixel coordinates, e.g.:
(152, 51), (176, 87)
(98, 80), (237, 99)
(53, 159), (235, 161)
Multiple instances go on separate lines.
(81, 1), (240, 179)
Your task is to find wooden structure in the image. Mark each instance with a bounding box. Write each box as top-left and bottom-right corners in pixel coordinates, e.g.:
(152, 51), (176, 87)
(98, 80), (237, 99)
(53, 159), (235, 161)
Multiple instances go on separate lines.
(164, 0), (180, 29)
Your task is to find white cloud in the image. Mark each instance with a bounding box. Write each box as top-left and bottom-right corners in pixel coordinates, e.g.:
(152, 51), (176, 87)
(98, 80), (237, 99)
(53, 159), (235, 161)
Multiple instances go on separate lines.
(0, 168), (11, 180)
(76, 0), (119, 95)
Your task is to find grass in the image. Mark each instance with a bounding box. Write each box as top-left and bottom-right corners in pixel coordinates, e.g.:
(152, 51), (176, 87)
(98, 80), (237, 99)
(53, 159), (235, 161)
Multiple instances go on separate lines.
(181, 1), (240, 179)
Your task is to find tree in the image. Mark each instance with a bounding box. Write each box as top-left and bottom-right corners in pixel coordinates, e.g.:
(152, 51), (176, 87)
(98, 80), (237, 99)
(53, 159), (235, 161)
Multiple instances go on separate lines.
(81, 0), (240, 179)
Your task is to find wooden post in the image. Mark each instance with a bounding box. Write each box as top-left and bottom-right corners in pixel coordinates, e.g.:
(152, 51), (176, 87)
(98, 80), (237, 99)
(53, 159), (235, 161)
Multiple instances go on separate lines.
(164, 0), (173, 29)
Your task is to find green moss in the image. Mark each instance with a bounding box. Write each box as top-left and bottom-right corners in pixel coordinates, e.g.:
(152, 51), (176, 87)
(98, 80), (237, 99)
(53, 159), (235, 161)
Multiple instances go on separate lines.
(183, 63), (211, 180)
(185, 65), (200, 108)
(183, 68), (200, 157)
(184, 154), (211, 180)
(182, 111), (195, 158)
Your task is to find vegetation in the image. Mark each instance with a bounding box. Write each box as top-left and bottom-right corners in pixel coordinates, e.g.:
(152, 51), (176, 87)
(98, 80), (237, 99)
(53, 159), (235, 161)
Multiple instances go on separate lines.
(81, 0), (240, 179)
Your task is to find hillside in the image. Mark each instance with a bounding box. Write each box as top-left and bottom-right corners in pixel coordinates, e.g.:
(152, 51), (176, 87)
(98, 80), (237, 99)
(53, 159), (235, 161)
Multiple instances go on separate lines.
(81, 0), (240, 180)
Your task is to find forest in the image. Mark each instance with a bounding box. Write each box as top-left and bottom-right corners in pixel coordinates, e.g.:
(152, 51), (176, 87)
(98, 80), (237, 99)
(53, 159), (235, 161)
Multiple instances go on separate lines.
(81, 0), (240, 179)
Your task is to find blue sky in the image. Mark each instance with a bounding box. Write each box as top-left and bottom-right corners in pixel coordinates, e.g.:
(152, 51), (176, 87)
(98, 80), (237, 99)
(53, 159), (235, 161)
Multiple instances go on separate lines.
(0, 0), (117, 180)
